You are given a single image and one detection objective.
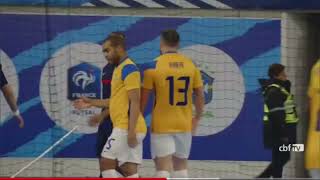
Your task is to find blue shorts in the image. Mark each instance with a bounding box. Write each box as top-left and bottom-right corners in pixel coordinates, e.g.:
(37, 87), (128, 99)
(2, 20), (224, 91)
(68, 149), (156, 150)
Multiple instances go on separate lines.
(96, 117), (113, 158)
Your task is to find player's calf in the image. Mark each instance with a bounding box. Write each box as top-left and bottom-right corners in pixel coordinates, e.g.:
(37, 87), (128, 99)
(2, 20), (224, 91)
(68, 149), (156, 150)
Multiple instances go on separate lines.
(154, 155), (172, 178)
(119, 162), (139, 177)
(100, 157), (119, 177)
(172, 154), (189, 178)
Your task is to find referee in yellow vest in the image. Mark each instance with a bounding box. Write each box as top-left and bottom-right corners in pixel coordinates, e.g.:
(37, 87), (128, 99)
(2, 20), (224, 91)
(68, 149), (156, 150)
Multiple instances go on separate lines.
(258, 64), (299, 178)
(305, 60), (320, 178)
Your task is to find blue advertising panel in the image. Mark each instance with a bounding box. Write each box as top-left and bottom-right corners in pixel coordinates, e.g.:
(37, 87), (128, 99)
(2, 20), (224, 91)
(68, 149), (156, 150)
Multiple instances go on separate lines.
(0, 0), (319, 10)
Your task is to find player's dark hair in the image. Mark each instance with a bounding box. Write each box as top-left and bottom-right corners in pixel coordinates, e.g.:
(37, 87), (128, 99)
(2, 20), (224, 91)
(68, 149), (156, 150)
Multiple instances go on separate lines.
(268, 63), (285, 78)
(161, 29), (180, 47)
(105, 31), (126, 49)
(109, 31), (126, 39)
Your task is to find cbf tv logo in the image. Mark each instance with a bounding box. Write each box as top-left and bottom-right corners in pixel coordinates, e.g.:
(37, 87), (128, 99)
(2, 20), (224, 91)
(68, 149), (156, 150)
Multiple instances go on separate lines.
(68, 62), (101, 100)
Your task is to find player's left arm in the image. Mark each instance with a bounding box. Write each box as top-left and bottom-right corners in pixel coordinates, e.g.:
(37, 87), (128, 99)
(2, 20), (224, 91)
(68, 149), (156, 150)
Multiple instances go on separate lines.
(128, 88), (140, 148)
(123, 64), (141, 148)
(192, 68), (205, 134)
(88, 108), (110, 127)
(141, 69), (154, 114)
(88, 98), (110, 108)
(193, 87), (204, 127)
(141, 88), (152, 114)
(73, 97), (109, 109)
(0, 68), (24, 128)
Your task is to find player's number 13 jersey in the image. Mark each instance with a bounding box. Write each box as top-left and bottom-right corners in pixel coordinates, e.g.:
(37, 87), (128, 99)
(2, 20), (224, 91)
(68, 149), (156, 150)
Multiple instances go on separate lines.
(143, 53), (203, 134)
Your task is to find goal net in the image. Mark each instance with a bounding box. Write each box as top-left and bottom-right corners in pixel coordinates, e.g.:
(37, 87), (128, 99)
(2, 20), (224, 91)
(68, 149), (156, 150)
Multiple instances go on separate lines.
(0, 7), (311, 178)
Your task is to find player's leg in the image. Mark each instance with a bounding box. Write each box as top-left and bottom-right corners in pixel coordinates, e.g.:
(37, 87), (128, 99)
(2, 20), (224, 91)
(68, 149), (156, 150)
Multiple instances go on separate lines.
(96, 120), (112, 177)
(309, 169), (320, 178)
(172, 156), (188, 177)
(151, 134), (175, 177)
(100, 157), (118, 177)
(172, 133), (192, 178)
(100, 128), (125, 177)
(118, 132), (145, 177)
(154, 155), (172, 177)
(119, 162), (139, 177)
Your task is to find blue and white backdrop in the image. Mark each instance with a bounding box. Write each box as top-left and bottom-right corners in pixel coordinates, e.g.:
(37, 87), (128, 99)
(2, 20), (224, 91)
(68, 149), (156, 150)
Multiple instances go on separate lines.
(0, 0), (319, 10)
(0, 14), (280, 161)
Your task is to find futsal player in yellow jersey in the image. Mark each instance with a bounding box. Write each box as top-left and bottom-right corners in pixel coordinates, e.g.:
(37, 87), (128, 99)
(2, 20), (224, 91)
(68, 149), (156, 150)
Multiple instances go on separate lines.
(141, 30), (205, 178)
(306, 60), (320, 178)
(99, 33), (147, 178)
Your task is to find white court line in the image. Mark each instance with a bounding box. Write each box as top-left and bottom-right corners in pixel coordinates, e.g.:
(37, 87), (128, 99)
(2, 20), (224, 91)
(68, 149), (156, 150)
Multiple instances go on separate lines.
(201, 0), (233, 9)
(166, 0), (200, 8)
(133, 0), (164, 8)
(10, 126), (78, 178)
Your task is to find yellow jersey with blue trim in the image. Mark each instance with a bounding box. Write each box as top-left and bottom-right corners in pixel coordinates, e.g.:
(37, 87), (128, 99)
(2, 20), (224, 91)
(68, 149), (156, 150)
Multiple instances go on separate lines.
(143, 52), (203, 133)
(109, 57), (147, 133)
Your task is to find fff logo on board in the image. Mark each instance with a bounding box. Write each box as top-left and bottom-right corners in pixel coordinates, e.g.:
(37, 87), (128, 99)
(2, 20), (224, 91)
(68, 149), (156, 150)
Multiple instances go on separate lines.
(68, 62), (101, 100)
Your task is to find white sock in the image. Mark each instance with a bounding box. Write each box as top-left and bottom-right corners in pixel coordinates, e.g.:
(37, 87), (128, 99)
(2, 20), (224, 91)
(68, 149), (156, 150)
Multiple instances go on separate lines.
(172, 169), (188, 178)
(309, 169), (320, 178)
(127, 173), (139, 178)
(116, 171), (124, 177)
(155, 171), (170, 178)
(102, 169), (119, 178)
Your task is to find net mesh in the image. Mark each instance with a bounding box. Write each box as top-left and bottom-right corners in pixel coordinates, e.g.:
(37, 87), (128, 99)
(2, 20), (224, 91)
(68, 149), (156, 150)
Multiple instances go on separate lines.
(0, 8), (312, 178)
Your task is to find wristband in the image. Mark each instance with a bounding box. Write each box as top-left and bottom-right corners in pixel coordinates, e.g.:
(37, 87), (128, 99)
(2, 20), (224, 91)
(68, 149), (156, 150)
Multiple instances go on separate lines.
(13, 110), (20, 116)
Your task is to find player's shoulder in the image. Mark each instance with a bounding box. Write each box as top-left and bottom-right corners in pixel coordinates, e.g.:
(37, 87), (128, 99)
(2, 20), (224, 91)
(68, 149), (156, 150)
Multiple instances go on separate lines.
(310, 61), (320, 86)
(179, 54), (199, 71)
(173, 53), (196, 65)
(121, 59), (139, 80)
(139, 61), (157, 72)
(123, 57), (136, 65)
(157, 53), (193, 63)
(120, 58), (138, 69)
(310, 61), (320, 81)
(103, 63), (115, 71)
(311, 60), (320, 73)
(177, 53), (192, 60)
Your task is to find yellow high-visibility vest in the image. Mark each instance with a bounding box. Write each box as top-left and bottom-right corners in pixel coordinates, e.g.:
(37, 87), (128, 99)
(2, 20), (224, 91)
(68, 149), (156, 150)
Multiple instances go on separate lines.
(263, 84), (299, 124)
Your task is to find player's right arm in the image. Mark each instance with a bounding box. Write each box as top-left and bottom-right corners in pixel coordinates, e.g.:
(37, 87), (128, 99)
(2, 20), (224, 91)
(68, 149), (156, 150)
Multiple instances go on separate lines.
(192, 68), (205, 134)
(0, 66), (24, 128)
(122, 64), (142, 148)
(88, 108), (110, 127)
(141, 89), (152, 114)
(73, 97), (109, 109)
(141, 68), (154, 113)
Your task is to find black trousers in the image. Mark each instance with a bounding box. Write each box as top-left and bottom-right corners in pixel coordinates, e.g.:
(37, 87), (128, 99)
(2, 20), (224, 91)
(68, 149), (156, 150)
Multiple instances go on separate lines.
(258, 144), (291, 178)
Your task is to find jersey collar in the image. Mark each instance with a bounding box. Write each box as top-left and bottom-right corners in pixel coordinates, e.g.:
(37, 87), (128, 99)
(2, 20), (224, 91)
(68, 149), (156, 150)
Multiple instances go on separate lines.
(162, 51), (177, 55)
(117, 55), (129, 66)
